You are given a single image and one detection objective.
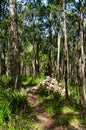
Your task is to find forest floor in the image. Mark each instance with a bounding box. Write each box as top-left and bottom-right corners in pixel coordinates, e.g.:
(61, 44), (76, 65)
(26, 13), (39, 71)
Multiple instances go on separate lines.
(0, 75), (86, 130)
(27, 86), (86, 130)
(28, 91), (64, 130)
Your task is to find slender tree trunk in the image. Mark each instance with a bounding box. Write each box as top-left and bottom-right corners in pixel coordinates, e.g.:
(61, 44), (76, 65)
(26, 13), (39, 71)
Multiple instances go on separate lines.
(57, 24), (61, 85)
(76, 11), (82, 108)
(80, 2), (86, 110)
(69, 60), (71, 83)
(9, 0), (20, 88)
(0, 46), (1, 79)
(32, 43), (36, 77)
(0, 4), (6, 77)
(24, 55), (27, 75)
(1, 42), (6, 75)
(48, 12), (52, 77)
(63, 0), (69, 99)
(33, 11), (39, 77)
(48, 41), (52, 77)
(35, 42), (40, 75)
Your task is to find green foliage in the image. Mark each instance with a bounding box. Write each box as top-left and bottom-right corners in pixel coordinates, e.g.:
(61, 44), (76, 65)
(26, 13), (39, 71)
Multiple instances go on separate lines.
(21, 75), (45, 87)
(38, 86), (49, 96)
(68, 84), (81, 109)
(37, 85), (84, 127)
(45, 105), (54, 117)
(21, 75), (33, 86)
(0, 100), (11, 124)
(9, 89), (32, 114)
(0, 87), (11, 124)
(0, 0), (86, 128)
(1, 74), (10, 86)
(0, 86), (34, 129)
(0, 80), (85, 129)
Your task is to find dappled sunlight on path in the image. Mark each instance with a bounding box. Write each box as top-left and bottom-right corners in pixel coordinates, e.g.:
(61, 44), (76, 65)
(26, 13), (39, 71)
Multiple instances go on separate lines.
(27, 92), (65, 130)
(27, 87), (86, 130)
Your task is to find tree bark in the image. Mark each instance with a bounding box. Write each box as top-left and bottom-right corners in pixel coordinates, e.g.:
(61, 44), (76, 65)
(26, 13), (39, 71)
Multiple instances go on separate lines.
(9, 0), (20, 88)
(0, 3), (6, 77)
(63, 0), (69, 99)
(48, 12), (52, 77)
(80, 1), (86, 110)
(57, 22), (61, 85)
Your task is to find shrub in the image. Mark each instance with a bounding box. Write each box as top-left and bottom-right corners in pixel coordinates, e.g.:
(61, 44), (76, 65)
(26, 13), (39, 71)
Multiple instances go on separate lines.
(10, 89), (32, 114)
(1, 74), (10, 86)
(0, 100), (11, 124)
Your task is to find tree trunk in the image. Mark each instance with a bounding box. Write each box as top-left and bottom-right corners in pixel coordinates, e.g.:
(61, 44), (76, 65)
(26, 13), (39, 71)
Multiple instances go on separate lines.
(33, 10), (40, 76)
(9, 0), (20, 88)
(63, 0), (69, 100)
(35, 42), (40, 75)
(48, 12), (52, 77)
(77, 20), (82, 88)
(80, 2), (86, 110)
(1, 42), (6, 75)
(0, 4), (6, 77)
(57, 24), (61, 85)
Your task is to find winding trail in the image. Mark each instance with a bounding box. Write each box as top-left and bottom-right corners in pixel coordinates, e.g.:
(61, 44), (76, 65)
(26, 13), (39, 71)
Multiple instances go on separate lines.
(27, 87), (86, 130)
(27, 89), (65, 130)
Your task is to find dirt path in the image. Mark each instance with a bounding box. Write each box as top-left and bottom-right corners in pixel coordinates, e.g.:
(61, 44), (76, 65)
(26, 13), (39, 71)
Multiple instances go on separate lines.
(27, 88), (86, 130)
(27, 90), (65, 130)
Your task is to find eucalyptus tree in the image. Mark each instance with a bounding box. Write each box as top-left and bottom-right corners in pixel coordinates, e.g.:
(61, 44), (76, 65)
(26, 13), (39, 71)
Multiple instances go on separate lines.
(48, 5), (53, 77)
(36, 2), (53, 76)
(9, 0), (20, 87)
(73, 0), (86, 109)
(79, 0), (86, 109)
(66, 2), (79, 85)
(42, 0), (62, 77)
(0, 0), (9, 77)
(57, 17), (61, 84)
(63, 0), (69, 99)
(17, 0), (43, 76)
(28, 0), (41, 76)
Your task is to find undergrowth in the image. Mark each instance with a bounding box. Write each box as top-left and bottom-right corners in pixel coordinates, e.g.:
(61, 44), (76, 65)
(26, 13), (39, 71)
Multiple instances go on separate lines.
(0, 75), (45, 130)
(37, 83), (86, 128)
(21, 75), (45, 87)
(0, 86), (35, 130)
(0, 76), (86, 130)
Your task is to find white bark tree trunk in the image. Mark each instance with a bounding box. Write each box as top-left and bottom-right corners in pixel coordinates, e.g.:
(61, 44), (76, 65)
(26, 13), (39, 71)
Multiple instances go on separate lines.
(63, 0), (69, 99)
(80, 1), (86, 109)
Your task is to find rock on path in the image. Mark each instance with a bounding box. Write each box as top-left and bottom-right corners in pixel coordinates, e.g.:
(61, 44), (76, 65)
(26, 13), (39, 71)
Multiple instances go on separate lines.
(26, 76), (66, 96)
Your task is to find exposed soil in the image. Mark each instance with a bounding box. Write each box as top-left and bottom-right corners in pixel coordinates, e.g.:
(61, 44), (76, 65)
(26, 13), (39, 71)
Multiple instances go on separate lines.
(28, 91), (65, 130)
(27, 87), (86, 130)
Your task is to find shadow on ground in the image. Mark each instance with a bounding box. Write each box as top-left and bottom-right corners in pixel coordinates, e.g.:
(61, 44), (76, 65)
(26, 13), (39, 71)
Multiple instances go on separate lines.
(36, 88), (86, 130)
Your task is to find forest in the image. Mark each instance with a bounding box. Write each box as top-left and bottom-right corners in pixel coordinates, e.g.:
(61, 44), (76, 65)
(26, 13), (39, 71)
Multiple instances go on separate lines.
(0, 0), (86, 129)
